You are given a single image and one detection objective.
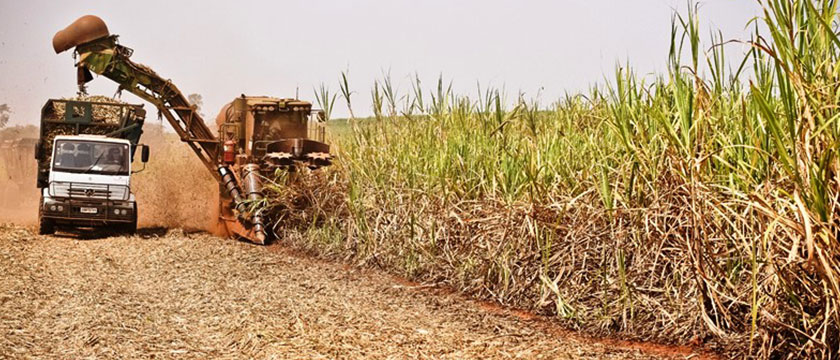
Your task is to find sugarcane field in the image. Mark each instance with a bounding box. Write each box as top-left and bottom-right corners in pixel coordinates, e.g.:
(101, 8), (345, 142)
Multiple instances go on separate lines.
(0, 1), (838, 359)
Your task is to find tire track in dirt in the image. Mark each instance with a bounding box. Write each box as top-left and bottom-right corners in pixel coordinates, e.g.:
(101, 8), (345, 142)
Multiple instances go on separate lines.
(0, 225), (702, 359)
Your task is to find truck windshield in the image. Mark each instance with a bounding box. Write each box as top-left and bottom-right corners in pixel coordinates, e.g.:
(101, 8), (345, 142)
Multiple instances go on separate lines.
(53, 140), (129, 176)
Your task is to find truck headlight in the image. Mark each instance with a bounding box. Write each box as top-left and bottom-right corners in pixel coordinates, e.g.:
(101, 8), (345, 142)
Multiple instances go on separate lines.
(114, 208), (120, 215)
(45, 203), (66, 213)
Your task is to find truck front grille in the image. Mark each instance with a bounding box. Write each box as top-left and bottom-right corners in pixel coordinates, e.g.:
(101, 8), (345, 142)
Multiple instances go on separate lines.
(49, 182), (129, 201)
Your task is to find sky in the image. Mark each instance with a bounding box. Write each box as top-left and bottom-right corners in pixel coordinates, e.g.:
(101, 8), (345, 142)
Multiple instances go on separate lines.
(0, 0), (762, 126)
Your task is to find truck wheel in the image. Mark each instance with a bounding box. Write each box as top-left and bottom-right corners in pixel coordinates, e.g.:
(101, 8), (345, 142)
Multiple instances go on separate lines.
(124, 218), (138, 235)
(123, 205), (138, 235)
(37, 205), (55, 235)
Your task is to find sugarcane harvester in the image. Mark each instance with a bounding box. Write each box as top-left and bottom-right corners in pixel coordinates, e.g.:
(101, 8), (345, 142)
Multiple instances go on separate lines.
(53, 15), (332, 244)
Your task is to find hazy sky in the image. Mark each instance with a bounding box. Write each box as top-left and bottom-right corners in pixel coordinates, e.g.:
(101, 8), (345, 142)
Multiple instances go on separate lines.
(0, 1), (761, 126)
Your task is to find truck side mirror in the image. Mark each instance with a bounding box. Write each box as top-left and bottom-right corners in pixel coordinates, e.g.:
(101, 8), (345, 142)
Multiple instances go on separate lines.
(141, 145), (150, 163)
(34, 140), (43, 160)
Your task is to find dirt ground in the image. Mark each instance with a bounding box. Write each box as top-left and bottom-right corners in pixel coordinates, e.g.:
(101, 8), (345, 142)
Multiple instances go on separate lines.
(0, 225), (707, 359)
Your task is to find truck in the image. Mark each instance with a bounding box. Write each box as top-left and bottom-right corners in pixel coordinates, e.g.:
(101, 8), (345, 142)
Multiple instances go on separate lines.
(34, 98), (149, 235)
(52, 15), (332, 244)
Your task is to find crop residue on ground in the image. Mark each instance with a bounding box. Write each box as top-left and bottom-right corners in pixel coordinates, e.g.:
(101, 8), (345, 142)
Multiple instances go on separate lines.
(0, 225), (685, 359)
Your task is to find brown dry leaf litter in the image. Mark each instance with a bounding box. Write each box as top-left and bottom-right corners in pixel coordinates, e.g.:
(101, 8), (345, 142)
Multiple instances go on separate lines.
(0, 225), (674, 359)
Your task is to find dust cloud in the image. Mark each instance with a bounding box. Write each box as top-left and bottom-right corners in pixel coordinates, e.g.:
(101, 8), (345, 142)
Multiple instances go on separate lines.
(0, 162), (39, 225)
(0, 126), (39, 225)
(132, 124), (218, 231)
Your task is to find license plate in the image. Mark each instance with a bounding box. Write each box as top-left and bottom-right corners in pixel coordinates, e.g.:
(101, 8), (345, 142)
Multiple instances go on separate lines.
(80, 207), (98, 214)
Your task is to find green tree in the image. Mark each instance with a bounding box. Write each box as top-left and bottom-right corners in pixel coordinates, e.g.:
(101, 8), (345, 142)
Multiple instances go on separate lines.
(0, 104), (10, 128)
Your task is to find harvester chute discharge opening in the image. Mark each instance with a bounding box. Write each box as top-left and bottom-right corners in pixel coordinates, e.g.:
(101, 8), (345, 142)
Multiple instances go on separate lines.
(52, 15), (109, 54)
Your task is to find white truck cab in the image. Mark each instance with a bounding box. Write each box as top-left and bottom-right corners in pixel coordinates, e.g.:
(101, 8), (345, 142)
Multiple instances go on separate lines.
(38, 134), (148, 234)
